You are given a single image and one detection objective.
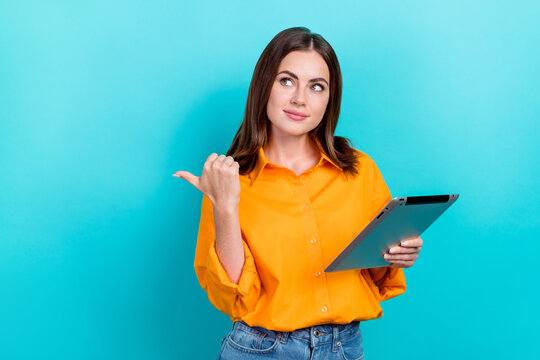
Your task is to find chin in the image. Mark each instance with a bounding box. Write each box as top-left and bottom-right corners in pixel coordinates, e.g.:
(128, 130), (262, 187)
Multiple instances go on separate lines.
(274, 124), (315, 138)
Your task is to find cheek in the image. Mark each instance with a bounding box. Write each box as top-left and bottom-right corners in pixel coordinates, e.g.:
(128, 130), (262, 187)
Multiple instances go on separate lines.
(310, 94), (330, 115)
(267, 87), (287, 109)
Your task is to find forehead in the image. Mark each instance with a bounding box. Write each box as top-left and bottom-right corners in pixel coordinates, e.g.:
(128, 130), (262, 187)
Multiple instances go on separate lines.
(278, 50), (330, 80)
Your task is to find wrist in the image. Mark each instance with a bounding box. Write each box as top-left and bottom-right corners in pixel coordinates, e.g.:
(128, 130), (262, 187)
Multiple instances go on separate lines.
(213, 202), (239, 215)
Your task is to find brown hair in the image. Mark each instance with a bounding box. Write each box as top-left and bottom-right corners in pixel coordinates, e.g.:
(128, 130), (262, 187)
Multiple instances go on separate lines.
(227, 26), (360, 178)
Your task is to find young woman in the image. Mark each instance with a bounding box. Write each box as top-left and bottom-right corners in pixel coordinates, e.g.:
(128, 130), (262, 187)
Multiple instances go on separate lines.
(174, 27), (423, 360)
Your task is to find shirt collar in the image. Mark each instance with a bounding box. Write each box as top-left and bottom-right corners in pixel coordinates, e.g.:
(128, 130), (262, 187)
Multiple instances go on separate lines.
(249, 138), (342, 185)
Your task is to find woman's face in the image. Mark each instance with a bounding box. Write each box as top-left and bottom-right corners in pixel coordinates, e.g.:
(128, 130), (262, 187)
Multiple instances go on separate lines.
(266, 50), (330, 140)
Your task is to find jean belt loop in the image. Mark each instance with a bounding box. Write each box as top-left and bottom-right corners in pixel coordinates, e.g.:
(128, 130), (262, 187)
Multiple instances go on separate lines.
(278, 330), (289, 344)
(332, 324), (339, 352)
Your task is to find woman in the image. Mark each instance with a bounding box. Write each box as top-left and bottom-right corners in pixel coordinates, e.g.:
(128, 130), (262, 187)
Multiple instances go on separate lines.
(173, 27), (423, 360)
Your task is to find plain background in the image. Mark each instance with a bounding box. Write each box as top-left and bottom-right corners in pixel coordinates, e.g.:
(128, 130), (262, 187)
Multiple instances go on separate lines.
(1, 1), (538, 359)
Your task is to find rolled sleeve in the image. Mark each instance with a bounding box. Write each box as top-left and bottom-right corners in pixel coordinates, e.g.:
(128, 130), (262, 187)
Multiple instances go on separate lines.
(194, 194), (262, 320)
(368, 266), (407, 302)
(206, 238), (260, 297)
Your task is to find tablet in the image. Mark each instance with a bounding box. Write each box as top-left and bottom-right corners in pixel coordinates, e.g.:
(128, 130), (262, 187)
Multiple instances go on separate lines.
(325, 194), (459, 272)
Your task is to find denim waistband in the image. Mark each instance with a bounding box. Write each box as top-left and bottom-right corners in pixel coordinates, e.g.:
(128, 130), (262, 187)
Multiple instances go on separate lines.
(236, 320), (361, 348)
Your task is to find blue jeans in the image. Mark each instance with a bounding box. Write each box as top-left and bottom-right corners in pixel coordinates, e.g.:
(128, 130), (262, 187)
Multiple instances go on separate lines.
(216, 320), (364, 360)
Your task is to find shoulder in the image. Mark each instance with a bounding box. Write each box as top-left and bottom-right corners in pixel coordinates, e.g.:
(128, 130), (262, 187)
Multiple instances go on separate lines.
(350, 147), (379, 171)
(349, 147), (391, 197)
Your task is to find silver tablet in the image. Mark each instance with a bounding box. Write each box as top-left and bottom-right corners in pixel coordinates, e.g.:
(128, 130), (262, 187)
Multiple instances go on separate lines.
(325, 194), (459, 272)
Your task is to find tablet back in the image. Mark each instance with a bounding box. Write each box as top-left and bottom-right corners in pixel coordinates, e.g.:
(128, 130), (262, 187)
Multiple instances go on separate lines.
(325, 194), (459, 272)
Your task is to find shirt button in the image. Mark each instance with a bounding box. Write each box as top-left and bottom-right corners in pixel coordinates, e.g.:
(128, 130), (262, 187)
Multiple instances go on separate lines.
(315, 271), (322, 277)
(321, 306), (328, 313)
(304, 204), (311, 211)
(310, 237), (317, 244)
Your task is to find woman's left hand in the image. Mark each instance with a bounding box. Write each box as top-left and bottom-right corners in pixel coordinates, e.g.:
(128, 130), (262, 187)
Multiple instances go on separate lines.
(383, 236), (423, 268)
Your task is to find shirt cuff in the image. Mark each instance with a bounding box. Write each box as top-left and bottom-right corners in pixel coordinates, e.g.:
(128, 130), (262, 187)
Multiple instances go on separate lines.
(206, 239), (259, 297)
(369, 266), (390, 284)
(367, 266), (407, 302)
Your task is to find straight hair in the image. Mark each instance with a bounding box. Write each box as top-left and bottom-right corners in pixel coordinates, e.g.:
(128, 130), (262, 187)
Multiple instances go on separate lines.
(227, 26), (360, 179)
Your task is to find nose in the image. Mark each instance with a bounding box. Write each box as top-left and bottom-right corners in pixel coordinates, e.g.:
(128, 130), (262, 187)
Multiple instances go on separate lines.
(291, 86), (306, 106)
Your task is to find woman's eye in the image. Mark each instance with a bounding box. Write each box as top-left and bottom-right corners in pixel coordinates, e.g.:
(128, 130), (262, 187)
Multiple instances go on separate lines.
(279, 77), (324, 92)
(279, 78), (293, 86)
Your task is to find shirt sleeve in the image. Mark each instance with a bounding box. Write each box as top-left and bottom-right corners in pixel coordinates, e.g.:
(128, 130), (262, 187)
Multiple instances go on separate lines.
(193, 194), (262, 319)
(363, 156), (407, 302)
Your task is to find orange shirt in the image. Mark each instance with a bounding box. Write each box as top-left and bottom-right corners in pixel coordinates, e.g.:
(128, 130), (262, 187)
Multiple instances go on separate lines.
(193, 142), (406, 332)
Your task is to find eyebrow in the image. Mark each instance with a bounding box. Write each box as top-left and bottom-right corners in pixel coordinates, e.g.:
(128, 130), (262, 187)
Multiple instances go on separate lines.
(277, 70), (329, 86)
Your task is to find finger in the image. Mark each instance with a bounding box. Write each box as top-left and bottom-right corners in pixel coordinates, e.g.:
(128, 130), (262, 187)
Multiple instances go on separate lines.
(224, 156), (235, 166)
(203, 153), (219, 172)
(384, 253), (419, 261)
(172, 170), (201, 191)
(387, 246), (419, 254)
(211, 154), (226, 170)
(206, 153), (219, 162)
(388, 261), (414, 268)
(212, 154), (228, 169)
(387, 259), (414, 267)
(400, 237), (423, 247)
(204, 153), (219, 168)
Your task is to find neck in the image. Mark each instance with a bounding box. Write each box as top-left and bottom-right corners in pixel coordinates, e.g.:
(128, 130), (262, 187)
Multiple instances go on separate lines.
(263, 133), (320, 167)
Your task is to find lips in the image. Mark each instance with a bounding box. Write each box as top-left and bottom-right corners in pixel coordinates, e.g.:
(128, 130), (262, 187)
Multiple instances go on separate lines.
(283, 110), (308, 121)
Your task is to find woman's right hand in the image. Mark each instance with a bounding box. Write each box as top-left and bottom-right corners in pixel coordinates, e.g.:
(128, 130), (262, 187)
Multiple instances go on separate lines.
(172, 153), (241, 209)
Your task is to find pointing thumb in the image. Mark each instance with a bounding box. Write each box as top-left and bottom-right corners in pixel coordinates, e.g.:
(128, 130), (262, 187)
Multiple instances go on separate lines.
(173, 171), (201, 192)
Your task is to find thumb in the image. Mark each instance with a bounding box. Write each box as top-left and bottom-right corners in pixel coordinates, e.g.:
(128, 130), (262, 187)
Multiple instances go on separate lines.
(173, 170), (201, 192)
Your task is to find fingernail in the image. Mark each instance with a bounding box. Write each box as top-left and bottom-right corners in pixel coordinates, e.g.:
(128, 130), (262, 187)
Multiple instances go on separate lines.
(389, 248), (395, 254)
(401, 241), (409, 246)
(384, 254), (390, 259)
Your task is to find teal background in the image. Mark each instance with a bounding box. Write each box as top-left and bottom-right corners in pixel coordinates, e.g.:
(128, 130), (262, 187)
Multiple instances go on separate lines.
(1, 1), (538, 359)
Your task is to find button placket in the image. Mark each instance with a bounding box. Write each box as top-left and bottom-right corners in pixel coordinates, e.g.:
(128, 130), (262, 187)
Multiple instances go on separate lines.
(295, 173), (332, 320)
